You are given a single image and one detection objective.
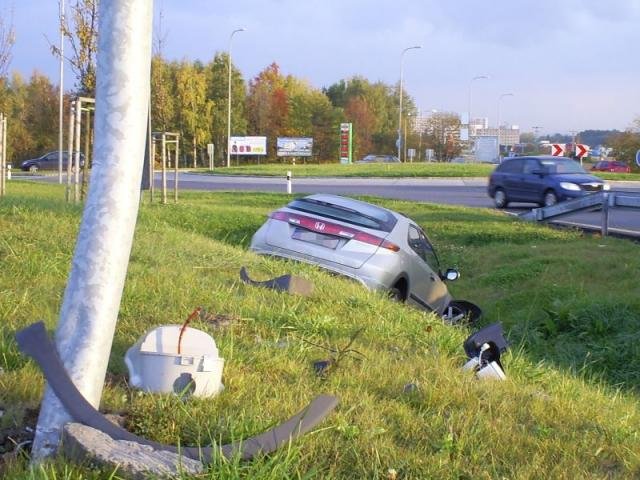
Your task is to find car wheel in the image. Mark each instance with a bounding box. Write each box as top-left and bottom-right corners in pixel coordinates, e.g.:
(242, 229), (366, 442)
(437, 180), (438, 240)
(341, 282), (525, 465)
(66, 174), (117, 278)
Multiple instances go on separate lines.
(543, 190), (558, 207)
(29, 164), (39, 173)
(494, 188), (508, 208)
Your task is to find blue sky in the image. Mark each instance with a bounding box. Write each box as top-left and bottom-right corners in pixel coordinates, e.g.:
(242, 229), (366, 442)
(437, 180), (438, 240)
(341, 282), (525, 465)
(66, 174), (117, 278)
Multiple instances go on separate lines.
(6, 0), (640, 134)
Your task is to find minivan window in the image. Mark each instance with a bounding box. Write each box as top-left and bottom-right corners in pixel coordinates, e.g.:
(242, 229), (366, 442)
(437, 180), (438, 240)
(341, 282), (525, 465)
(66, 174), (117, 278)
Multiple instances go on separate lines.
(497, 159), (523, 173)
(540, 158), (586, 174)
(288, 198), (398, 232)
(523, 159), (539, 174)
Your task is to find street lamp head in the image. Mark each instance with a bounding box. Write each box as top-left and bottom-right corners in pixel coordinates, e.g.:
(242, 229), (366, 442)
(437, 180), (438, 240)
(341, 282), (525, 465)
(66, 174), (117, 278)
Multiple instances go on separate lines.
(472, 75), (489, 81)
(500, 92), (514, 99)
(402, 45), (422, 54)
(230, 27), (246, 38)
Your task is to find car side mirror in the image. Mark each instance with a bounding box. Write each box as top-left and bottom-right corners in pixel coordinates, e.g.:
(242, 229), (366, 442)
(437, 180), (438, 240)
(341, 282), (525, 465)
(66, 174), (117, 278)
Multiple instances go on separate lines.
(531, 169), (545, 176)
(441, 268), (459, 281)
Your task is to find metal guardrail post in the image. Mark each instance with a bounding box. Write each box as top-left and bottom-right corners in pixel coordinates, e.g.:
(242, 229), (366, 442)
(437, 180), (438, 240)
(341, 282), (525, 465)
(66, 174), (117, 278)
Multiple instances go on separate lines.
(601, 192), (610, 237)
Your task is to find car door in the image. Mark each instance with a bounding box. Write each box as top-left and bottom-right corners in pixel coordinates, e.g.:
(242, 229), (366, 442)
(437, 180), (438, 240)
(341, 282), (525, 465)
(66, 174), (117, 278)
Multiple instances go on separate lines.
(520, 158), (545, 201)
(42, 152), (59, 170)
(406, 225), (450, 313)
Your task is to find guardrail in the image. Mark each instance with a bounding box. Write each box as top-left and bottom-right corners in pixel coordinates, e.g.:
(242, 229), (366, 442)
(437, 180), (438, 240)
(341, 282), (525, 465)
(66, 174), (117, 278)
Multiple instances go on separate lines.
(519, 191), (640, 236)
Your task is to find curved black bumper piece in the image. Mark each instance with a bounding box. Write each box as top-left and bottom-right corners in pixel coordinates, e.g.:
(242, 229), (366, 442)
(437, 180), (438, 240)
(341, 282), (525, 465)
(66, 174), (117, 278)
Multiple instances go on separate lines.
(16, 321), (338, 462)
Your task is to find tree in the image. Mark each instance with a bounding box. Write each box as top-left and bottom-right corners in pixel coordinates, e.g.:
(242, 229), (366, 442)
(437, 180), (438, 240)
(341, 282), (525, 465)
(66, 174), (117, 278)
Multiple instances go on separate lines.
(174, 61), (214, 167)
(421, 112), (462, 161)
(324, 76), (416, 158)
(282, 76), (341, 160)
(246, 62), (289, 158)
(150, 56), (176, 133)
(57, 0), (99, 95)
(606, 119), (640, 167)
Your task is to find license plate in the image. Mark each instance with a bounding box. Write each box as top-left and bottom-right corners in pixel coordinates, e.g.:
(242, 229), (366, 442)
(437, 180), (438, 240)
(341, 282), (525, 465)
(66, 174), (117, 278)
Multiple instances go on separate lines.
(292, 228), (340, 249)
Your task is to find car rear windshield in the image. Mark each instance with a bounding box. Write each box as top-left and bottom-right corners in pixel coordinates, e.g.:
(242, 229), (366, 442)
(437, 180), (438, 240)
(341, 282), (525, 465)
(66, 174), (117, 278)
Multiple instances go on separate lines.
(287, 198), (397, 232)
(540, 159), (586, 174)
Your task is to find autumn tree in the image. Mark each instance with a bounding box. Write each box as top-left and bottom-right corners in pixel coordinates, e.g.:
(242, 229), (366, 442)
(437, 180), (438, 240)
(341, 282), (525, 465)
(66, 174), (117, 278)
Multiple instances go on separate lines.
(283, 76), (341, 160)
(421, 112), (462, 161)
(150, 56), (176, 133)
(175, 61), (214, 167)
(58, 0), (98, 95)
(325, 77), (415, 159)
(247, 63), (289, 158)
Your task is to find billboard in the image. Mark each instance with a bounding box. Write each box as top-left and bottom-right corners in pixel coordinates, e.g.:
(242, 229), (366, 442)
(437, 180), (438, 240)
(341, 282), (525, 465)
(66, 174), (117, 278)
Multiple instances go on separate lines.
(339, 123), (353, 164)
(474, 136), (498, 163)
(229, 136), (267, 155)
(276, 137), (313, 157)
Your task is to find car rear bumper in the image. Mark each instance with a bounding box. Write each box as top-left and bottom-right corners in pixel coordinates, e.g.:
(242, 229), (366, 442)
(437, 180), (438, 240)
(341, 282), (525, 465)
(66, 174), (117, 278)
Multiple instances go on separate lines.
(250, 244), (392, 292)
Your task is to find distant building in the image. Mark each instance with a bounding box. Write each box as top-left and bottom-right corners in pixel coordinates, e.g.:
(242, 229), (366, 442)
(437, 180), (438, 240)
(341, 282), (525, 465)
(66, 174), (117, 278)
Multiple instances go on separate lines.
(473, 125), (520, 147)
(469, 117), (489, 136)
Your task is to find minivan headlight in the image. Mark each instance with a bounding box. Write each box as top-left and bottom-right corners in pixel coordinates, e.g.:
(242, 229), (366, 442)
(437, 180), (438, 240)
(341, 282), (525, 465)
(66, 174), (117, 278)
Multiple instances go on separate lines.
(560, 182), (580, 191)
(603, 184), (611, 191)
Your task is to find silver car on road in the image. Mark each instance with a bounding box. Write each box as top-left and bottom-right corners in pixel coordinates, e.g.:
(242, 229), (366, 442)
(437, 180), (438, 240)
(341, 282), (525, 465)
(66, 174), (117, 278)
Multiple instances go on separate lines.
(250, 194), (460, 315)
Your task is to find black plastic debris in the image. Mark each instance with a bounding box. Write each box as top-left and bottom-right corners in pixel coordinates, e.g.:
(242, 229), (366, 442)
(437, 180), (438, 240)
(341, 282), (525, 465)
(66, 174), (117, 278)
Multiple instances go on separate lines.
(444, 300), (483, 325)
(312, 359), (333, 377)
(240, 266), (314, 297)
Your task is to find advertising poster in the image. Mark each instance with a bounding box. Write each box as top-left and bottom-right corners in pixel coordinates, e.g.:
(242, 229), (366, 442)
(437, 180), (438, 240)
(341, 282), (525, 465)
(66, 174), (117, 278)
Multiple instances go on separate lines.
(277, 137), (314, 157)
(229, 136), (267, 155)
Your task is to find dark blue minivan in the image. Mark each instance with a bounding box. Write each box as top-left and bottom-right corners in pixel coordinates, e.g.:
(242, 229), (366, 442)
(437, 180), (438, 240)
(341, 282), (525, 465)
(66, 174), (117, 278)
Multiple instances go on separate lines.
(487, 155), (610, 208)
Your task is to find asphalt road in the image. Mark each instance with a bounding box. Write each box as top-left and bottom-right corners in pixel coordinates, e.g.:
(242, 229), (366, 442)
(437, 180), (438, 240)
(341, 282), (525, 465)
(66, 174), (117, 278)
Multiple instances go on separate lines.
(21, 171), (640, 237)
(154, 172), (640, 237)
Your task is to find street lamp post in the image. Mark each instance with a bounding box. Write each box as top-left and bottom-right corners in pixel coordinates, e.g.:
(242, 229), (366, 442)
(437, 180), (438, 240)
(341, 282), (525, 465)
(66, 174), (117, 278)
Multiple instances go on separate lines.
(404, 112), (411, 162)
(468, 75), (488, 136)
(58, 0), (65, 184)
(497, 93), (514, 162)
(397, 45), (421, 162)
(226, 27), (245, 168)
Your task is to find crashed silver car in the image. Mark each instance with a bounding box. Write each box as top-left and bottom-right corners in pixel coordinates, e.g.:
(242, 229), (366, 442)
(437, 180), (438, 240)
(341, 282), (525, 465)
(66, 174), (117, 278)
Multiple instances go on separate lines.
(250, 194), (461, 315)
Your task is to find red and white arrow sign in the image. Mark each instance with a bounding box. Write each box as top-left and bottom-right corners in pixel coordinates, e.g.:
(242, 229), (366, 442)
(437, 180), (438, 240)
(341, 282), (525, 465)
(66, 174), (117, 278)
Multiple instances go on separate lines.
(575, 144), (589, 158)
(551, 144), (565, 156)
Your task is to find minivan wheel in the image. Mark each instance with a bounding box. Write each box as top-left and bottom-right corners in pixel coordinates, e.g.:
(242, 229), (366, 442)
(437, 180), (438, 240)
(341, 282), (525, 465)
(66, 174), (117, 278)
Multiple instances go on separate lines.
(29, 164), (39, 173)
(494, 189), (508, 208)
(543, 190), (558, 207)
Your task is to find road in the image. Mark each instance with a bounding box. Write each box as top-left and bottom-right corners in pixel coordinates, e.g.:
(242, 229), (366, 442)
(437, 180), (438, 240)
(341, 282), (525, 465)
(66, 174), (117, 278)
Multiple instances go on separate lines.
(21, 172), (640, 237)
(154, 172), (640, 237)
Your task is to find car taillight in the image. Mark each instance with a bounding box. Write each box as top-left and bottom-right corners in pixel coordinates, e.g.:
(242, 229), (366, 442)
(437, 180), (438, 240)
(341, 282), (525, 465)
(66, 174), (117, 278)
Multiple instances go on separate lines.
(269, 210), (399, 252)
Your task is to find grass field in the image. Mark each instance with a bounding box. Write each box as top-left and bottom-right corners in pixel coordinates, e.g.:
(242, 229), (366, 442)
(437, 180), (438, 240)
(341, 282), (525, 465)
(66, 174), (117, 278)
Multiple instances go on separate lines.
(1, 183), (640, 478)
(199, 162), (640, 181)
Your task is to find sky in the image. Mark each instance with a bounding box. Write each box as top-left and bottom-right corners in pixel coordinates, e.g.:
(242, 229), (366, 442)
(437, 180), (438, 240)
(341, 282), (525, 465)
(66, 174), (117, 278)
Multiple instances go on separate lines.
(5, 0), (640, 135)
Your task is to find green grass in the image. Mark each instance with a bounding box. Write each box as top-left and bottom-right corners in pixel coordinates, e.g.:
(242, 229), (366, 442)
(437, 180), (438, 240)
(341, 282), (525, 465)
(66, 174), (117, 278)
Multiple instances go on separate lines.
(198, 162), (640, 181)
(200, 162), (495, 178)
(1, 183), (640, 478)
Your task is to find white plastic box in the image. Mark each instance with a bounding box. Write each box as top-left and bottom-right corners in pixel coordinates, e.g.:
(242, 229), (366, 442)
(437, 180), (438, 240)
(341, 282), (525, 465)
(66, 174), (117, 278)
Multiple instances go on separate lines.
(125, 325), (224, 397)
